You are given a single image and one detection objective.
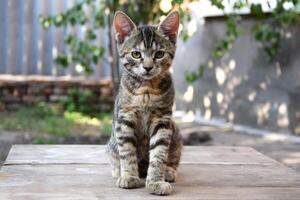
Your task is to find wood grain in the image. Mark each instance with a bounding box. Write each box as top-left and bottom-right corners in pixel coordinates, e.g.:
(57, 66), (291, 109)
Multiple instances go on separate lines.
(5, 145), (278, 165)
(1, 145), (300, 200)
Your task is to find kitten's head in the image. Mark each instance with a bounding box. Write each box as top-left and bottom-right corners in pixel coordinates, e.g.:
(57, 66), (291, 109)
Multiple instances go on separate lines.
(113, 11), (179, 80)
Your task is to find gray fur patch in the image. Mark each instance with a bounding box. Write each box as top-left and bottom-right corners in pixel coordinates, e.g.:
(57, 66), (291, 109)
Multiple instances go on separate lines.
(138, 26), (156, 49)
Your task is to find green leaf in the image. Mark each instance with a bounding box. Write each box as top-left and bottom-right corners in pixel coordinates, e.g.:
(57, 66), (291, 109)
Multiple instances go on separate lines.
(55, 54), (69, 68)
(86, 29), (97, 40)
(54, 14), (64, 26)
(233, 0), (246, 9)
(250, 3), (264, 19)
(185, 71), (198, 83)
(172, 0), (184, 5)
(210, 0), (225, 9)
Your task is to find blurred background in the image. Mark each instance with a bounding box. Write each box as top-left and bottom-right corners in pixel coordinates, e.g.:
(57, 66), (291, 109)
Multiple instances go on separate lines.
(0, 0), (299, 171)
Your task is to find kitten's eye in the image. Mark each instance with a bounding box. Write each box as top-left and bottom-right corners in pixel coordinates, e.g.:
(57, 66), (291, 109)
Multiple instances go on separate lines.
(131, 51), (142, 59)
(154, 51), (165, 59)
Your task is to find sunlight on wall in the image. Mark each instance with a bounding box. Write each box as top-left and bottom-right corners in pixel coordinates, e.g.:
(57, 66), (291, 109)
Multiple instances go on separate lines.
(228, 111), (235, 122)
(259, 82), (267, 90)
(278, 103), (287, 114)
(227, 76), (242, 91)
(204, 109), (211, 119)
(202, 93), (213, 119)
(219, 97), (229, 116)
(203, 95), (211, 108)
(229, 59), (236, 70)
(215, 67), (226, 86)
(183, 85), (194, 103)
(216, 92), (224, 104)
(257, 102), (271, 124)
(248, 91), (257, 102)
(277, 103), (289, 128)
(208, 60), (214, 68)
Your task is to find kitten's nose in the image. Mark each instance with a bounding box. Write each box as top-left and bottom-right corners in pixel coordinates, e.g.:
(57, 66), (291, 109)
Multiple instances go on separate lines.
(143, 66), (153, 72)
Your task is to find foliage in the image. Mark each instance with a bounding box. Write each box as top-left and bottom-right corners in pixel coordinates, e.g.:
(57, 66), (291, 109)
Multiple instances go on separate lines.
(61, 88), (95, 115)
(0, 103), (112, 138)
(185, 0), (300, 82)
(39, 0), (299, 84)
(212, 15), (243, 58)
(40, 0), (196, 95)
(185, 64), (205, 83)
(39, 0), (105, 74)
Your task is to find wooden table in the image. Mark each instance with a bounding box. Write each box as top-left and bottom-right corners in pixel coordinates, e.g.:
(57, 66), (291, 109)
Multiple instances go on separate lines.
(1, 145), (300, 199)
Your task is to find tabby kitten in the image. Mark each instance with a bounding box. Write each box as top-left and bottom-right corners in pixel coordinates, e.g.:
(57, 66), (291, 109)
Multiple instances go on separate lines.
(106, 11), (182, 196)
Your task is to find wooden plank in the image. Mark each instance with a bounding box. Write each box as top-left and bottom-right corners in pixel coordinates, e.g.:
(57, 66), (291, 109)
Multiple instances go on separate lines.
(1, 164), (299, 188)
(0, 0), (8, 74)
(5, 145), (278, 165)
(1, 187), (300, 200)
(66, 0), (77, 76)
(23, 0), (38, 75)
(53, 0), (67, 76)
(1, 145), (300, 199)
(7, 0), (24, 74)
(0, 164), (300, 199)
(42, 0), (54, 75)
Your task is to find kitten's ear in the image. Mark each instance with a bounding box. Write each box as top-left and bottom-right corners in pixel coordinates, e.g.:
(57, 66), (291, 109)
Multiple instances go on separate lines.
(113, 11), (136, 43)
(158, 11), (180, 43)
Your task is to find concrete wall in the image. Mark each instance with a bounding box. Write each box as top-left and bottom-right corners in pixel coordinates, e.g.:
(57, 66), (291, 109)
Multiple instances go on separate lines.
(173, 17), (300, 135)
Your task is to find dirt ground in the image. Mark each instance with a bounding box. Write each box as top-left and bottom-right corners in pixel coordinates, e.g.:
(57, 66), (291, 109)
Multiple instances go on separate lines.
(1, 122), (300, 172)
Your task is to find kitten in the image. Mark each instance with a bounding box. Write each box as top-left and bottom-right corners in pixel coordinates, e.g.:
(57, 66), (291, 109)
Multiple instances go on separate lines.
(106, 11), (182, 196)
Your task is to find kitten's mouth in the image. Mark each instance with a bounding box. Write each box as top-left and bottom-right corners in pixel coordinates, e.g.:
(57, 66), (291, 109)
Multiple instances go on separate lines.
(142, 72), (156, 79)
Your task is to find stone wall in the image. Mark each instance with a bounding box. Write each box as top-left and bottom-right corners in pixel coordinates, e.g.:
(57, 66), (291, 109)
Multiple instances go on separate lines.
(173, 16), (300, 135)
(0, 75), (113, 112)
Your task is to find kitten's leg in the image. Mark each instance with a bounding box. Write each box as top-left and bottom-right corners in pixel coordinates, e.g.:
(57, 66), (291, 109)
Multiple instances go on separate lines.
(146, 118), (173, 195)
(165, 123), (182, 182)
(115, 112), (143, 189)
(107, 137), (120, 178)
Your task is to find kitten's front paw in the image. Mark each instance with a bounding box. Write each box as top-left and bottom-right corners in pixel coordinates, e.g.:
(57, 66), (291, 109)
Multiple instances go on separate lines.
(165, 167), (177, 182)
(146, 180), (172, 195)
(116, 175), (144, 189)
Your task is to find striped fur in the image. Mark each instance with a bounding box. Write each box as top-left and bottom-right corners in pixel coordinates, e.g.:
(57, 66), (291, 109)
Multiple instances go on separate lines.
(107, 11), (182, 196)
